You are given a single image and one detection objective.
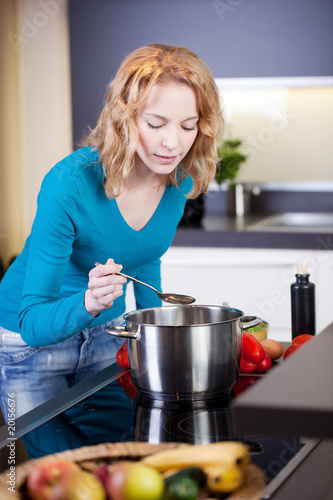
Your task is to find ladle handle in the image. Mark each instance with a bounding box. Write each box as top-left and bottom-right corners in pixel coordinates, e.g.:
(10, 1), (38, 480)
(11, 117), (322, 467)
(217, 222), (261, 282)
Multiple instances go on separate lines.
(94, 262), (159, 294)
(116, 271), (158, 294)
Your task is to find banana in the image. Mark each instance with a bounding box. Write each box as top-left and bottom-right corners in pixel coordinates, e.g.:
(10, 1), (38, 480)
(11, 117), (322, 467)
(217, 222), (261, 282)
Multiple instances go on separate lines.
(204, 463), (245, 493)
(142, 441), (249, 472)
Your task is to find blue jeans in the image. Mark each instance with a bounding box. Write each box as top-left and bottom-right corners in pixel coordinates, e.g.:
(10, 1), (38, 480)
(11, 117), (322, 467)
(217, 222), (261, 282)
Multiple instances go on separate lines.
(0, 317), (127, 422)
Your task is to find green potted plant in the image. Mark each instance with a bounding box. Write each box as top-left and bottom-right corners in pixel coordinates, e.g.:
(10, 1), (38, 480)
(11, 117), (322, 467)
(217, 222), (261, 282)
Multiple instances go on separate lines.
(215, 138), (252, 216)
(179, 138), (248, 225)
(215, 138), (247, 186)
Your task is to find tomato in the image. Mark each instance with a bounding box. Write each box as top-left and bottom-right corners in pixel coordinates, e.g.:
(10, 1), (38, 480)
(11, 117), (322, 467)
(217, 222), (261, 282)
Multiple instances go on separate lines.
(283, 343), (301, 359)
(117, 372), (138, 399)
(291, 334), (314, 346)
(117, 373), (129, 387)
(125, 386), (138, 399)
(124, 378), (138, 399)
(241, 332), (265, 364)
(116, 341), (130, 368)
(284, 334), (314, 360)
(240, 358), (257, 373)
(255, 351), (272, 373)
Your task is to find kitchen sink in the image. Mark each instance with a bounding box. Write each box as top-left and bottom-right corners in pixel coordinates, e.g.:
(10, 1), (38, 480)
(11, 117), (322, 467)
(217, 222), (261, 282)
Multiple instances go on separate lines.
(246, 212), (333, 233)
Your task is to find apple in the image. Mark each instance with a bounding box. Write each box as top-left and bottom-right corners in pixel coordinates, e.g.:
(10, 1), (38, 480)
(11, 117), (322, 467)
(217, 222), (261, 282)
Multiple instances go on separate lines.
(104, 462), (129, 500)
(94, 464), (109, 490)
(49, 470), (106, 500)
(123, 463), (164, 500)
(26, 459), (80, 500)
(103, 461), (164, 500)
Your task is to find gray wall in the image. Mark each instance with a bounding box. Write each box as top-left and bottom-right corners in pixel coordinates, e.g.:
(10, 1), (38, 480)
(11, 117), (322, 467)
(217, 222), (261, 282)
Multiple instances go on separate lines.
(69, 0), (333, 144)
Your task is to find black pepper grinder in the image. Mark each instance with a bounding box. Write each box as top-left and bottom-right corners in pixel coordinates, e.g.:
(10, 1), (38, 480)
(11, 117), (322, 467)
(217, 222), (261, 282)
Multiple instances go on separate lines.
(291, 264), (316, 339)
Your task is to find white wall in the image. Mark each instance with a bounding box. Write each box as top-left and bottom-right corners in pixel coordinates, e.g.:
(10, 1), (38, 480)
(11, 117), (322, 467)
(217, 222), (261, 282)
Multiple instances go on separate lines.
(217, 79), (333, 183)
(0, 0), (72, 264)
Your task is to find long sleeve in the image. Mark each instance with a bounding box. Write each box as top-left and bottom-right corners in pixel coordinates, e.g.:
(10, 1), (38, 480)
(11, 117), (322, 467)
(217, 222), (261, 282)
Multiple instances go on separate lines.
(133, 258), (162, 310)
(19, 168), (95, 347)
(0, 147), (192, 347)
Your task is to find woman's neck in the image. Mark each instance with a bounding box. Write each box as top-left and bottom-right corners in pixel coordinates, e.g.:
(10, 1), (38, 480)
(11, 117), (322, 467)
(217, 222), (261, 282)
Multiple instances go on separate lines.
(126, 155), (167, 191)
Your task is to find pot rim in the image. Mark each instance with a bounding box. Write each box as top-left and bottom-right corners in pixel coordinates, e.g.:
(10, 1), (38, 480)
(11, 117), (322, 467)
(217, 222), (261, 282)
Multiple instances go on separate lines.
(123, 304), (245, 328)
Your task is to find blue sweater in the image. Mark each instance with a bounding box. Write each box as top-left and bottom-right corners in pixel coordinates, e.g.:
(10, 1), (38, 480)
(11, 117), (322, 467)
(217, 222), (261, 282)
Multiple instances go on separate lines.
(0, 147), (191, 347)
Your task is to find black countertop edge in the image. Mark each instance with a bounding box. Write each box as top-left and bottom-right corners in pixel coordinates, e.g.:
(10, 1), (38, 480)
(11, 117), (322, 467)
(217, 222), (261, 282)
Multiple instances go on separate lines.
(0, 365), (129, 449)
(262, 438), (333, 500)
(172, 227), (333, 250)
(231, 322), (333, 440)
(230, 405), (333, 440)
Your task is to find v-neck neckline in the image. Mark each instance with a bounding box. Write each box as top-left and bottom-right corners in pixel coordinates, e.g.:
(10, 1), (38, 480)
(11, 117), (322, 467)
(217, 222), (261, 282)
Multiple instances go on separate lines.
(111, 184), (171, 236)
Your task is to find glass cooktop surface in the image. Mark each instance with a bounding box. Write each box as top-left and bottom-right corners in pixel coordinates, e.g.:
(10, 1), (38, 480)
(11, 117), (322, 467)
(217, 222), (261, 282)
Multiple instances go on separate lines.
(17, 375), (304, 483)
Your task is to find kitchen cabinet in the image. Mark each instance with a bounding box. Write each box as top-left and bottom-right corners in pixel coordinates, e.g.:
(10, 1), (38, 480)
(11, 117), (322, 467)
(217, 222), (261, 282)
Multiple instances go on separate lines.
(126, 247), (333, 342)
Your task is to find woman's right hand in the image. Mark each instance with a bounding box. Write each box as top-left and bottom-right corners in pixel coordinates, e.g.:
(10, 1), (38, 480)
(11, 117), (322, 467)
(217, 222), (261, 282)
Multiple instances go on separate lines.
(84, 259), (126, 317)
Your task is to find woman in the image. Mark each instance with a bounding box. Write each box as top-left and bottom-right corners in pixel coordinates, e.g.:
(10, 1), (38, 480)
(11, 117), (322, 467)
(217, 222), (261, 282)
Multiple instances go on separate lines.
(0, 43), (224, 421)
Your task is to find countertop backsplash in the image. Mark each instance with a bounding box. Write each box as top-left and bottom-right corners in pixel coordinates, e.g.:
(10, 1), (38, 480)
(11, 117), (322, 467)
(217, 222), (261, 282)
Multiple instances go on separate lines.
(202, 182), (333, 217)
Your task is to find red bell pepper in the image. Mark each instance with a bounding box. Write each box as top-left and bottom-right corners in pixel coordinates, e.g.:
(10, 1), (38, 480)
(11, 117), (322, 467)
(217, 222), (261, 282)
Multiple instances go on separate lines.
(240, 332), (271, 374)
(255, 351), (272, 372)
(240, 358), (257, 373)
(233, 375), (259, 396)
(241, 332), (265, 364)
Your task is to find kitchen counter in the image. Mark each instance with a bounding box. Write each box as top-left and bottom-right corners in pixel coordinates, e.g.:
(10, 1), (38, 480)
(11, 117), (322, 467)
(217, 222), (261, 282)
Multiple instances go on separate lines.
(173, 184), (333, 250)
(232, 323), (333, 439)
(231, 323), (333, 499)
(1, 326), (333, 498)
(173, 214), (333, 250)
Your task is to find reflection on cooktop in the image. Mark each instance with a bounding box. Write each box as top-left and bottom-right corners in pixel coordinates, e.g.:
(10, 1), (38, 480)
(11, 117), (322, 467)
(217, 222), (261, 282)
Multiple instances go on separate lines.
(131, 396), (264, 455)
(19, 380), (303, 482)
(132, 395), (236, 444)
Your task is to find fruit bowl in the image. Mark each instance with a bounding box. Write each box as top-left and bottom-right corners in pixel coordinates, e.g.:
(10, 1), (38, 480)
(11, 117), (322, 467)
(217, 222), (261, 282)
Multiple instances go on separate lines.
(0, 442), (266, 500)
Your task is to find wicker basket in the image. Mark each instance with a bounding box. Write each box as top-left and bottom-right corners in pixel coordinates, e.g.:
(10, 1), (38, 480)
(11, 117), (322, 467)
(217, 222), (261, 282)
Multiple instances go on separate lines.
(0, 441), (266, 500)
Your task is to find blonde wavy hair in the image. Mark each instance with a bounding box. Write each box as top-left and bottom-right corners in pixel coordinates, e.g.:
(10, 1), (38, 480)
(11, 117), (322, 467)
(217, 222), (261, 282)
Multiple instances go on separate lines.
(84, 43), (225, 199)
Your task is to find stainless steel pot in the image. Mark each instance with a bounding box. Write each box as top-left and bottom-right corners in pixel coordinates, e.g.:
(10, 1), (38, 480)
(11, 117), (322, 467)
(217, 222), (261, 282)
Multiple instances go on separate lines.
(106, 305), (261, 401)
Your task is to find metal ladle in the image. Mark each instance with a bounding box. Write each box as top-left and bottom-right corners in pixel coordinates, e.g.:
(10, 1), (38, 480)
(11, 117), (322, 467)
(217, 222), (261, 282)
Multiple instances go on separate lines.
(94, 263), (196, 305)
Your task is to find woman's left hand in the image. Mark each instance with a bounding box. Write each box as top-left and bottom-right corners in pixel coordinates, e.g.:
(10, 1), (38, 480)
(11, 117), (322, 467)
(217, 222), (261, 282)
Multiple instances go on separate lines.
(84, 259), (126, 317)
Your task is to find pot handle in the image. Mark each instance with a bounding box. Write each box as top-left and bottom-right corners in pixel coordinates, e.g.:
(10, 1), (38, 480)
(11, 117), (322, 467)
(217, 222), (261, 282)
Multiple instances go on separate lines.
(105, 325), (140, 340)
(241, 316), (262, 330)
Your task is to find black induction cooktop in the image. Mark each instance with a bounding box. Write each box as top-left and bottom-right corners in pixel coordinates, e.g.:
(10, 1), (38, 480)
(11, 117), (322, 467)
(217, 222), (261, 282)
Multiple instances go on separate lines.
(0, 372), (303, 485)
